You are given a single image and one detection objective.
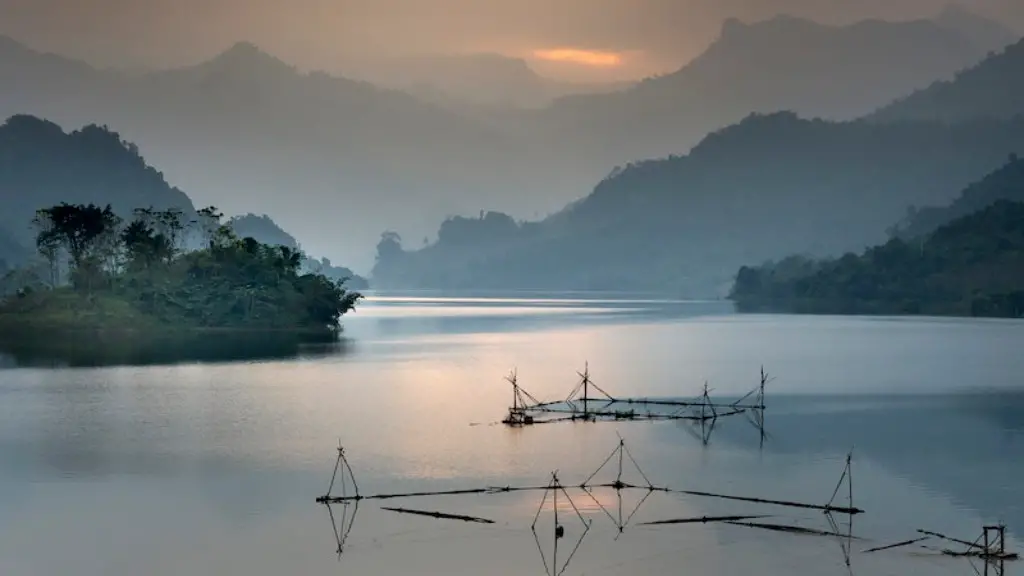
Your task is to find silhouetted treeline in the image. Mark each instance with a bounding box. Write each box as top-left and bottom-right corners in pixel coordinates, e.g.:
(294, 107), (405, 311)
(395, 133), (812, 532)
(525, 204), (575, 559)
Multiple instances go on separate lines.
(730, 200), (1024, 317)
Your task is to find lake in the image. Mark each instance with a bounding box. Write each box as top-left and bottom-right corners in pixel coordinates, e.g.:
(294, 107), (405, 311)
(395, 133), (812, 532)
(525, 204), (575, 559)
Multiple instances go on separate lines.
(1, 296), (1022, 575)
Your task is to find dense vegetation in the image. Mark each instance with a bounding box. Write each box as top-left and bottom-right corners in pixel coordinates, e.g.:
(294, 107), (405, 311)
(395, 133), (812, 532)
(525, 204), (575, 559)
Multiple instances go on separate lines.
(0, 203), (362, 335)
(373, 112), (1024, 296)
(729, 200), (1024, 317)
(226, 213), (369, 290)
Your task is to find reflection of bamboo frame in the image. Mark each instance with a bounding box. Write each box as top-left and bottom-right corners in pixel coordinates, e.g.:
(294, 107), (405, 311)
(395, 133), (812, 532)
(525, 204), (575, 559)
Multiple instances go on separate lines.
(315, 436), (1015, 572)
(530, 471), (592, 576)
(323, 500), (358, 560)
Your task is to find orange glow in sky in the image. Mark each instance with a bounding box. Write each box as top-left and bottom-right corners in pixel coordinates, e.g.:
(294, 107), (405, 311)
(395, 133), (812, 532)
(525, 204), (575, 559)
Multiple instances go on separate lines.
(532, 48), (623, 67)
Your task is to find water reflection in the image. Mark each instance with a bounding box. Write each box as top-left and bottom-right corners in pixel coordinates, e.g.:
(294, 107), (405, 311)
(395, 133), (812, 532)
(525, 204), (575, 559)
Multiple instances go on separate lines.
(0, 332), (350, 368)
(3, 297), (1023, 576)
(672, 393), (1024, 535)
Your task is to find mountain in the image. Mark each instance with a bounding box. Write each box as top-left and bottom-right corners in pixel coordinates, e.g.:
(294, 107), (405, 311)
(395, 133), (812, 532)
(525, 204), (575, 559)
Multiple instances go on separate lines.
(342, 53), (630, 109)
(227, 213), (300, 250)
(529, 14), (1001, 169)
(0, 13), (1008, 272)
(0, 38), (562, 273)
(730, 198), (1024, 318)
(932, 4), (1020, 54)
(869, 37), (1024, 123)
(0, 115), (196, 251)
(891, 155), (1024, 238)
(372, 112), (1024, 296)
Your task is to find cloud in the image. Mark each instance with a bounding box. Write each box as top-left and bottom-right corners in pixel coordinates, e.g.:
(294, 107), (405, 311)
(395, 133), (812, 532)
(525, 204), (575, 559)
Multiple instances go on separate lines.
(532, 48), (624, 67)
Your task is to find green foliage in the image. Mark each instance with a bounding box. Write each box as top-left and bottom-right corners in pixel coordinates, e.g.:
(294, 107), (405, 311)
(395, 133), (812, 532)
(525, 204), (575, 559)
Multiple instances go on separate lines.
(730, 201), (1024, 318)
(2, 203), (362, 334)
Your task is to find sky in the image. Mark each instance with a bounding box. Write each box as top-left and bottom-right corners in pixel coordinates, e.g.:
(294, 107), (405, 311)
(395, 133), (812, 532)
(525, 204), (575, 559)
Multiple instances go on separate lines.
(1, 0), (1022, 81)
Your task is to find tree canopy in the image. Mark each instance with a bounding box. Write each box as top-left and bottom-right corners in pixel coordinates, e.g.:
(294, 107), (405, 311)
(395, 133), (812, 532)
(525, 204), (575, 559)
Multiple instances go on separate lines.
(0, 203), (362, 335)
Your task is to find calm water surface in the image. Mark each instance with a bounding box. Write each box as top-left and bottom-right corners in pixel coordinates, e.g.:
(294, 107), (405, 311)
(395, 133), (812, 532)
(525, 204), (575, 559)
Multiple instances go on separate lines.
(1, 297), (1023, 575)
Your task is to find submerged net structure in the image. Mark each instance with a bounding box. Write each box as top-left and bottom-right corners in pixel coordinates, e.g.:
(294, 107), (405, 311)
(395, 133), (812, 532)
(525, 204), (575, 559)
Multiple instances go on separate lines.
(313, 364), (1017, 574)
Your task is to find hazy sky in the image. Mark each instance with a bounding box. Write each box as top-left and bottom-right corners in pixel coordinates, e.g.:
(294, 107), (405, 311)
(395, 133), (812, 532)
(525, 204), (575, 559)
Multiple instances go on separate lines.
(1, 0), (1022, 80)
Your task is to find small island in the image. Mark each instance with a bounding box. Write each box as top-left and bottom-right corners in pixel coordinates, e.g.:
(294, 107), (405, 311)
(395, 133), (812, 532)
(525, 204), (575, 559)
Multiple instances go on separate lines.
(0, 203), (362, 342)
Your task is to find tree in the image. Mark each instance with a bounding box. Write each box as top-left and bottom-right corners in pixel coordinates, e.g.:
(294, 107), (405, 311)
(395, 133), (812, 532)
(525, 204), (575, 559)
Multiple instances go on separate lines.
(33, 203), (122, 291)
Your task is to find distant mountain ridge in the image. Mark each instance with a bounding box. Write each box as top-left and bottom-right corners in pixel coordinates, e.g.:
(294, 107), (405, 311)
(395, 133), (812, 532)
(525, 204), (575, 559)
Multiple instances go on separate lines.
(0, 6), (1014, 272)
(372, 112), (1024, 296)
(342, 52), (631, 109)
(868, 36), (1024, 123)
(0, 36), (548, 272)
(531, 12), (1006, 168)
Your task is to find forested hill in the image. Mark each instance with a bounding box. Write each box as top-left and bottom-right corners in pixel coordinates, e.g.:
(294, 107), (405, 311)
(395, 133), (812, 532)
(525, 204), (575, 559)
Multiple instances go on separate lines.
(868, 36), (1024, 123)
(372, 113), (1024, 296)
(729, 199), (1024, 318)
(891, 155), (1024, 239)
(227, 214), (300, 250)
(0, 115), (196, 250)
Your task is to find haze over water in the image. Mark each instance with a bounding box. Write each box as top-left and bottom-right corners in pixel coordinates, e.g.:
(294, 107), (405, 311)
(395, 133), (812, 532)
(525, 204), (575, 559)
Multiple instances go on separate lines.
(1, 296), (1022, 575)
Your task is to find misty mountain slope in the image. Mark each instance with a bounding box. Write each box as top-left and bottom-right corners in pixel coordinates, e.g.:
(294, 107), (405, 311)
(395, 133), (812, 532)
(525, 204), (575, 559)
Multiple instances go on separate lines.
(932, 4), (1020, 52)
(373, 112), (1024, 296)
(0, 115), (196, 250)
(0, 39), (571, 272)
(0, 35), (107, 114)
(891, 155), (1024, 238)
(344, 52), (630, 109)
(531, 14), (1001, 167)
(869, 37), (1024, 123)
(0, 11), (1009, 272)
